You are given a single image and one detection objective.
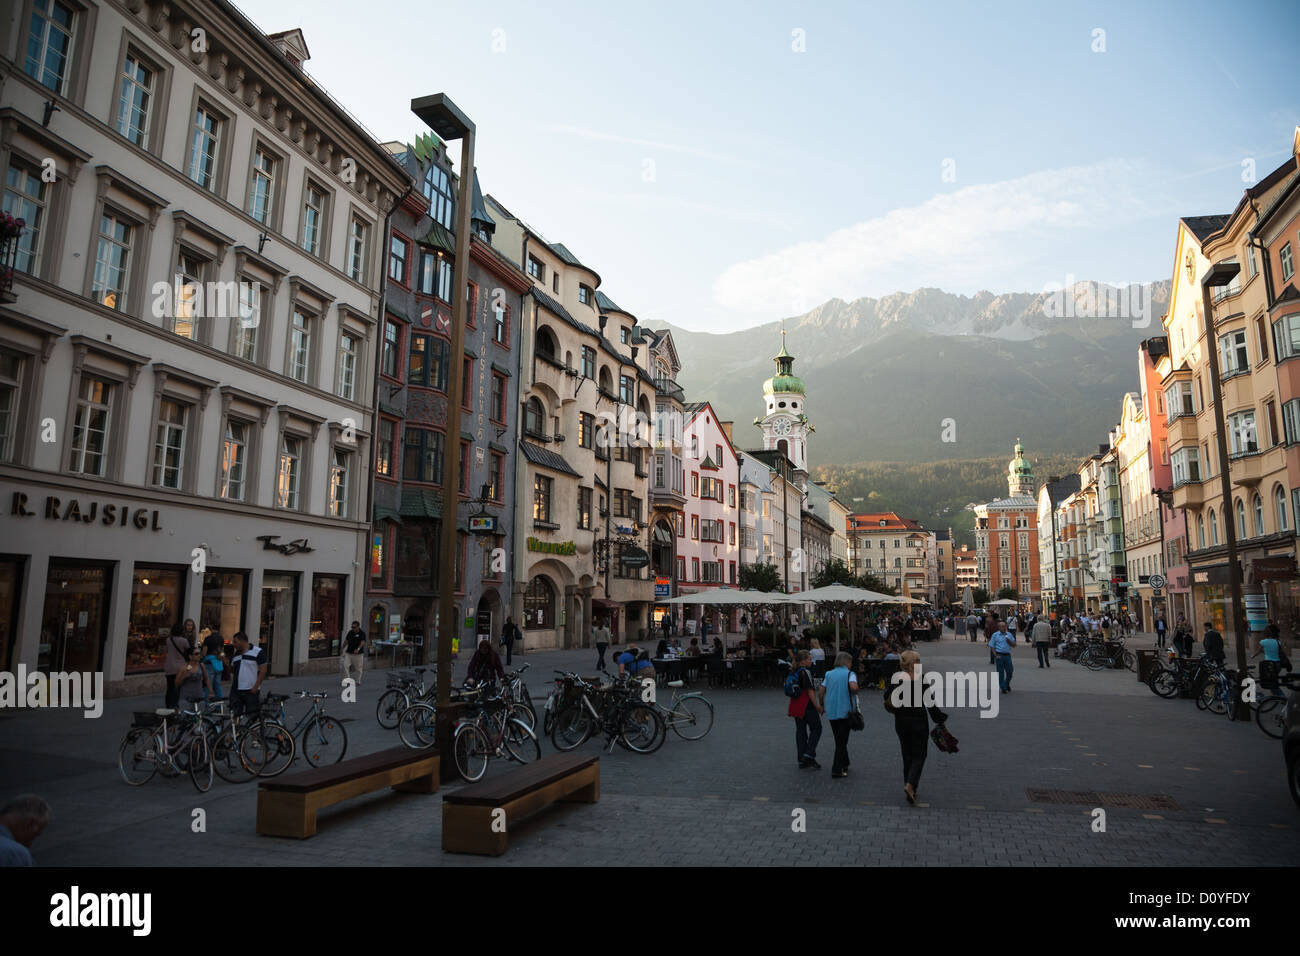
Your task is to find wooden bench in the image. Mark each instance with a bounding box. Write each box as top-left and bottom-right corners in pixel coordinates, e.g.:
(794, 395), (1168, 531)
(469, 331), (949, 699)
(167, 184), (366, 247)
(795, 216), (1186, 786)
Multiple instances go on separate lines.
(442, 754), (599, 856)
(257, 746), (439, 839)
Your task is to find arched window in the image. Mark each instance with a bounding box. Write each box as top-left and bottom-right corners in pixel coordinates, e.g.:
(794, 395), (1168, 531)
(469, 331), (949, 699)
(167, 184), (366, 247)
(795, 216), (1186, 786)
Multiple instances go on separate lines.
(1253, 494), (1264, 537)
(524, 397), (545, 437)
(598, 366), (613, 396)
(422, 165), (454, 229)
(1209, 508), (1219, 546)
(1235, 499), (1247, 539)
(1277, 485), (1290, 532)
(535, 325), (557, 361)
(1197, 514), (1205, 549)
(523, 575), (555, 629)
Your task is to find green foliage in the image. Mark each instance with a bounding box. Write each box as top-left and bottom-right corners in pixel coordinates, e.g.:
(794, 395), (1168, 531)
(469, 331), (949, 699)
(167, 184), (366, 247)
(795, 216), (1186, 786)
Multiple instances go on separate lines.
(996, 586), (1019, 600)
(812, 558), (856, 588)
(857, 571), (896, 595)
(972, 587), (991, 607)
(739, 562), (782, 592)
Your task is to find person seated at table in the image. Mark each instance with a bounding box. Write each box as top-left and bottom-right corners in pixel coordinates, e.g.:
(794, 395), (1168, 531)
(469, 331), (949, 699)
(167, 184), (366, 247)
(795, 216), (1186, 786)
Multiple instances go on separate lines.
(883, 643), (900, 661)
(712, 636), (724, 656)
(809, 638), (825, 663)
(617, 644), (656, 680)
(465, 639), (505, 688)
(686, 638), (701, 656)
(669, 637), (684, 655)
(656, 635), (670, 658)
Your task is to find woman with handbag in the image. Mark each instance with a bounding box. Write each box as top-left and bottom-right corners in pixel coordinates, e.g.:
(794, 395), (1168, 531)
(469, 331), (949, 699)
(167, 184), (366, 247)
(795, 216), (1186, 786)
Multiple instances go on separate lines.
(822, 652), (860, 779)
(884, 650), (948, 804)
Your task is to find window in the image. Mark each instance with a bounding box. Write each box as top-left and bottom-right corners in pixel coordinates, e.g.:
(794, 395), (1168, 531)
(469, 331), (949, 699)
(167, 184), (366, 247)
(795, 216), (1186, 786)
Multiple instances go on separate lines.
(151, 399), (186, 489)
(172, 251), (204, 339)
(388, 235), (408, 284)
(0, 349), (24, 462)
(578, 486), (592, 529)
(347, 217), (368, 283)
(91, 211), (132, 311)
(494, 303), (510, 345)
(527, 255), (544, 281)
(1253, 493), (1264, 537)
(1227, 410), (1258, 455)
(525, 398), (545, 438)
(422, 165), (454, 229)
(382, 320), (400, 378)
(1165, 381), (1195, 419)
(1197, 514), (1205, 549)
(1275, 314), (1300, 361)
(1277, 486), (1290, 533)
(620, 327), (629, 345)
(232, 282), (261, 361)
(69, 375), (111, 476)
(1283, 399), (1300, 445)
(578, 411), (594, 448)
(330, 450), (350, 518)
(408, 334), (448, 390)
(691, 473), (699, 496)
(25, 0), (75, 94)
(187, 104), (222, 190)
(552, 272), (559, 294)
(523, 576), (554, 630)
(416, 250), (434, 295)
(1209, 508), (1219, 546)
(619, 375), (635, 405)
(466, 282), (477, 327)
(114, 52), (153, 146)
(1282, 243), (1294, 283)
(375, 419), (395, 477)
(491, 374), (507, 424)
(249, 145), (277, 225)
(691, 515), (699, 539)
(402, 428), (444, 483)
(533, 475), (553, 523)
(1219, 329), (1248, 376)
(219, 420), (247, 500)
(301, 181), (327, 256)
(337, 332), (358, 401)
(436, 258), (453, 302)
(489, 452), (505, 502)
(3, 160), (48, 275)
(277, 436), (302, 509)
(1266, 400), (1280, 447)
(715, 444), (723, 464)
(729, 484), (736, 507)
(289, 310), (312, 383)
(578, 284), (592, 305)
(580, 346), (596, 379)
(1257, 316), (1270, 363)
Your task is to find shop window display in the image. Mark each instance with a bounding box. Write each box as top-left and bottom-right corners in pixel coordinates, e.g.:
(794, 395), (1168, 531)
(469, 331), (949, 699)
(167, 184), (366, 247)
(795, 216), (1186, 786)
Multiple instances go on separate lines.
(126, 567), (185, 673)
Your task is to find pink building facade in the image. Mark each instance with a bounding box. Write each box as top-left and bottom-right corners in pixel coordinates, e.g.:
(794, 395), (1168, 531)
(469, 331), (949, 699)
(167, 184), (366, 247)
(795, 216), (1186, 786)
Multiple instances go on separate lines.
(1141, 336), (1192, 628)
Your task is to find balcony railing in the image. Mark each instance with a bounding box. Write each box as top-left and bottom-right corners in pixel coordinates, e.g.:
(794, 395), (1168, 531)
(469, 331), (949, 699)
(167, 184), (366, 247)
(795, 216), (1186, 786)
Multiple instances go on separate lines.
(654, 377), (685, 402)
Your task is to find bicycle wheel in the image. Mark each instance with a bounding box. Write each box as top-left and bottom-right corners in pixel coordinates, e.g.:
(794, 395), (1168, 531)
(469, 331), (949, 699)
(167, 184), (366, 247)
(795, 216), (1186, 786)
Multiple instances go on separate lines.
(241, 721), (296, 777)
(618, 703), (663, 753)
(1122, 650), (1136, 672)
(1200, 682), (1229, 715)
(397, 702), (438, 749)
(118, 728), (159, 786)
(503, 718), (541, 764)
(1256, 696), (1286, 739)
(669, 694), (715, 740)
(376, 689), (410, 729)
(509, 702), (536, 734)
(302, 715), (348, 766)
(453, 723), (491, 781)
(1082, 652), (1105, 672)
(1149, 669), (1179, 698)
(189, 734), (213, 793)
(211, 728), (254, 783)
(551, 704), (593, 751)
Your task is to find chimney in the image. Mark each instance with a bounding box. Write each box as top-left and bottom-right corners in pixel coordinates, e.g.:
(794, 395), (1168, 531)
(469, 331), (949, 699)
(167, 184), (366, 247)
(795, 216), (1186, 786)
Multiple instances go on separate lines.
(719, 421), (733, 442)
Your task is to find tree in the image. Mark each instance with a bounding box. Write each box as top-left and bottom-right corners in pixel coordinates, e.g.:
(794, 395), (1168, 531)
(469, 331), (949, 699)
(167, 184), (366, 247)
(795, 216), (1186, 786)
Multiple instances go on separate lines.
(739, 562), (781, 593)
(856, 571), (896, 596)
(811, 558), (855, 589)
(972, 587), (991, 607)
(996, 586), (1019, 601)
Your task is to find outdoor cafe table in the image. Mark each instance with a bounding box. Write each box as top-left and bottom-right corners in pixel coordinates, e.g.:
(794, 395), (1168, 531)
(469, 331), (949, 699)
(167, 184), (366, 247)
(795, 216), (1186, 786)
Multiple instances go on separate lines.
(652, 658), (686, 685)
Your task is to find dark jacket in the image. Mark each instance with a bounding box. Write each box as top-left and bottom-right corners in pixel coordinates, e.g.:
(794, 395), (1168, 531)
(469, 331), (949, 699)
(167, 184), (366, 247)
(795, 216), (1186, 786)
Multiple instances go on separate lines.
(883, 676), (947, 727)
(467, 647), (505, 683)
(1202, 629), (1225, 662)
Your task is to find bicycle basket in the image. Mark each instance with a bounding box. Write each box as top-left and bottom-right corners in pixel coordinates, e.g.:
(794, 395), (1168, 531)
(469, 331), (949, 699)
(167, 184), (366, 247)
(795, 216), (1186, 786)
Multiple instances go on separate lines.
(132, 711), (164, 728)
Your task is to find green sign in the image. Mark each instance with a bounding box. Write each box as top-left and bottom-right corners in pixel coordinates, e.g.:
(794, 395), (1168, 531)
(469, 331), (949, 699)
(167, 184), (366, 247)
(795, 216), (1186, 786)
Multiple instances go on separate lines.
(527, 537), (576, 555)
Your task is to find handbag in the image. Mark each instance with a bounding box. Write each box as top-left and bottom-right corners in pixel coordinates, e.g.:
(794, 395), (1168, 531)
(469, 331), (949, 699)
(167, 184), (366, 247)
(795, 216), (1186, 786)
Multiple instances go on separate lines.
(847, 676), (864, 731)
(929, 720), (959, 753)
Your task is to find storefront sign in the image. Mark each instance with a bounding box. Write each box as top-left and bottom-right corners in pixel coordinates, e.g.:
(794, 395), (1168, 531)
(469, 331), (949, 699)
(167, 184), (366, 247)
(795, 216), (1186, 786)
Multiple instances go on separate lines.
(1244, 592), (1269, 631)
(10, 492), (161, 530)
(1251, 557), (1296, 581)
(257, 535), (315, 555)
(527, 537), (575, 555)
(621, 546), (650, 569)
(469, 515), (497, 533)
(655, 576), (671, 598)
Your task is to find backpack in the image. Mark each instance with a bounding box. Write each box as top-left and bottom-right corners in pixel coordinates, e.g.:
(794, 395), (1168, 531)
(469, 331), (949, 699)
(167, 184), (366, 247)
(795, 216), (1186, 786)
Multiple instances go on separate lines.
(784, 667), (806, 699)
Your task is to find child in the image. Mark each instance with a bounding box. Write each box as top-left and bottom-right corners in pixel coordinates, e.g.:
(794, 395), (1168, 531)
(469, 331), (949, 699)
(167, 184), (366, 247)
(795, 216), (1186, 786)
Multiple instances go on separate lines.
(202, 644), (225, 701)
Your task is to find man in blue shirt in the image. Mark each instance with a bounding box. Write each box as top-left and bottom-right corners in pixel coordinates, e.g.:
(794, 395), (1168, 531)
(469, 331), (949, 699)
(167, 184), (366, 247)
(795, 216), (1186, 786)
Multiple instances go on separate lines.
(0, 794), (51, 867)
(989, 621), (1016, 694)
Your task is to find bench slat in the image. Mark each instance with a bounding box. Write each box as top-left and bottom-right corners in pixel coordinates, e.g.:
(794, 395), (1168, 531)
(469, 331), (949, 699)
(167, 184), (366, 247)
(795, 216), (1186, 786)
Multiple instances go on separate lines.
(443, 754), (598, 806)
(260, 746), (437, 793)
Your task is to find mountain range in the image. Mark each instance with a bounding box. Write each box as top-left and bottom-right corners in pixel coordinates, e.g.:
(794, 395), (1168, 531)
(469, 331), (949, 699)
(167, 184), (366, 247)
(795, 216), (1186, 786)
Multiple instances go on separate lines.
(663, 280), (1172, 464)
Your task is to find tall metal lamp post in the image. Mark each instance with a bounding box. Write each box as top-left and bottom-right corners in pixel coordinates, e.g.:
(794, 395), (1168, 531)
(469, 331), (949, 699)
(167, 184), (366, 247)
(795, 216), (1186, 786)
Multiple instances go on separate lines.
(411, 94), (475, 720)
(1198, 259), (1248, 717)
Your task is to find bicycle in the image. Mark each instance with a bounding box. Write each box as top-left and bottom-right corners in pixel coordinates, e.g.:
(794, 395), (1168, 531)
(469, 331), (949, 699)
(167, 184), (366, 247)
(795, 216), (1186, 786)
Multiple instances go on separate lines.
(263, 690), (348, 766)
(549, 672), (663, 754)
(235, 693), (298, 777)
(118, 703), (213, 793)
(1254, 672), (1299, 738)
(397, 681), (532, 750)
(451, 685), (541, 781)
(652, 679), (714, 741)
(376, 667), (434, 729)
(502, 663), (536, 730)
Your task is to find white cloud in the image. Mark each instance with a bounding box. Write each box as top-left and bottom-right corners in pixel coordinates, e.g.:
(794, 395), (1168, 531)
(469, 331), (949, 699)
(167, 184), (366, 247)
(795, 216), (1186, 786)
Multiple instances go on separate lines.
(712, 160), (1147, 317)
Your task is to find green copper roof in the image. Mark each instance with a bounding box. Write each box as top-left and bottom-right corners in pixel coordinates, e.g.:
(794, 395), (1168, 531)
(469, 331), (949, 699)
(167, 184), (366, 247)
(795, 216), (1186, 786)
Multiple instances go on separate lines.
(765, 328), (803, 393)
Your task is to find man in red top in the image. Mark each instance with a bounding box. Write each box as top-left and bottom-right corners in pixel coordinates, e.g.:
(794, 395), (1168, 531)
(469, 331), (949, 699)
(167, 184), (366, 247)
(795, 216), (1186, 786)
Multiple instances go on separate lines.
(788, 650), (825, 769)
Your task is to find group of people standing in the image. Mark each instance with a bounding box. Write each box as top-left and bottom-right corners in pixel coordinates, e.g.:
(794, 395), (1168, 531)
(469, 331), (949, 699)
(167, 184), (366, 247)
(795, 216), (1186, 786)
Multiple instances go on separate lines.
(160, 620), (267, 716)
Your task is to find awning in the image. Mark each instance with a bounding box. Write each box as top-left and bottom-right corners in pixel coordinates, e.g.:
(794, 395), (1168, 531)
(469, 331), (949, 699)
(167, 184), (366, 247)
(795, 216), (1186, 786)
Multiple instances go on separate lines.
(399, 488), (442, 519)
(653, 524), (673, 544)
(372, 504), (402, 525)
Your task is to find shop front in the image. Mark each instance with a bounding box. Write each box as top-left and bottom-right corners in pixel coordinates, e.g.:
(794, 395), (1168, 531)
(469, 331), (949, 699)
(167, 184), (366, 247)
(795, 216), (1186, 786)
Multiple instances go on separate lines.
(2, 476), (367, 696)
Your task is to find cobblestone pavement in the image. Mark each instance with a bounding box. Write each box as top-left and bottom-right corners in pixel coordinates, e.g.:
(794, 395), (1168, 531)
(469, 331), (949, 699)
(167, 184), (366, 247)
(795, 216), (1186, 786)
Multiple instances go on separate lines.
(4, 630), (1297, 866)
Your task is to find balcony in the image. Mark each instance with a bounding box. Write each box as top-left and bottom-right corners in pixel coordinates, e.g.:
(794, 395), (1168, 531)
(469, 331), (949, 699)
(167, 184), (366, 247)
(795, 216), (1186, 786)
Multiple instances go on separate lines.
(654, 377), (685, 403)
(1166, 413), (1199, 448)
(652, 485), (687, 508)
(1229, 443), (1283, 488)
(1170, 478), (1208, 509)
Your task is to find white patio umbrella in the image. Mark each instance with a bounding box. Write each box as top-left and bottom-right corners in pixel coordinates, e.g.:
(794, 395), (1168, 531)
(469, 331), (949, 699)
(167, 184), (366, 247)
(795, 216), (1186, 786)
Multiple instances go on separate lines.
(790, 584), (908, 654)
(988, 598), (1019, 607)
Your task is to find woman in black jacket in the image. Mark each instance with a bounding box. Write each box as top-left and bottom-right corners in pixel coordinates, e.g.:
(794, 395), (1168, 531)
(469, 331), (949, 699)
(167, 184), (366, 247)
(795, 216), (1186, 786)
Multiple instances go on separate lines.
(884, 649), (947, 805)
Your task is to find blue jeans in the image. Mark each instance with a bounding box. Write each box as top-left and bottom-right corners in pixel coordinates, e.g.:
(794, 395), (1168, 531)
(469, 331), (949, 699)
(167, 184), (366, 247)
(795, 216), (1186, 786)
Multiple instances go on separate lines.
(795, 706), (822, 762)
(1035, 643), (1050, 666)
(995, 653), (1013, 691)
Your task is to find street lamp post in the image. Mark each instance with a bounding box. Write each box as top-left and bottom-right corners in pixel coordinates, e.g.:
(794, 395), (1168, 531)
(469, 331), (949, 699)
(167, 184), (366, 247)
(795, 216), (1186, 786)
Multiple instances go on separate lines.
(1199, 259), (1248, 718)
(411, 93), (475, 716)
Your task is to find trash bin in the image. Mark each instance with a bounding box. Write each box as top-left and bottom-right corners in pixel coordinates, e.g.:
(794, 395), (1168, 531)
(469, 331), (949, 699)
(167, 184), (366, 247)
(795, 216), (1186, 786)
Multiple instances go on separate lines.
(1136, 648), (1157, 684)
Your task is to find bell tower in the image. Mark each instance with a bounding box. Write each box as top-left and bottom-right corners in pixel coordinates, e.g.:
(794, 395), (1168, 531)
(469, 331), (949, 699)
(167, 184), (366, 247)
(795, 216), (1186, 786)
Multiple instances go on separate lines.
(754, 328), (813, 479)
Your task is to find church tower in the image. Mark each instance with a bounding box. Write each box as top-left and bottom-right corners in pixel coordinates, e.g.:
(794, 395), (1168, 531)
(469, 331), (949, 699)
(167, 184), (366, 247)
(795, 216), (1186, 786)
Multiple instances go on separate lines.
(755, 329), (813, 479)
(1007, 438), (1035, 497)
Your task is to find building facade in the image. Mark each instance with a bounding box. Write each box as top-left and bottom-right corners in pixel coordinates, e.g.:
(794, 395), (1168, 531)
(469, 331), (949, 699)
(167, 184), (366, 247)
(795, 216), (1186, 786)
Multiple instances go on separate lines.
(643, 327), (685, 624)
(973, 442), (1040, 603)
(0, 8), (406, 689)
(676, 401), (741, 630)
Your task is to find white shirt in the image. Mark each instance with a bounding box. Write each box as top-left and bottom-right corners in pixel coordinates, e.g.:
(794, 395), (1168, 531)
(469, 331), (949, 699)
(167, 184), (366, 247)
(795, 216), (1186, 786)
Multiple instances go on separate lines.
(809, 647), (825, 662)
(231, 645), (265, 691)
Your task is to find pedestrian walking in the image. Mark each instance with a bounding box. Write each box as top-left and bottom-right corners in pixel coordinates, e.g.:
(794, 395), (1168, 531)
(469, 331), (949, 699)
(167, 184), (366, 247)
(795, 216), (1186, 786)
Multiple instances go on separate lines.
(786, 650), (824, 769)
(229, 631), (266, 716)
(0, 794), (51, 866)
(593, 618), (612, 672)
(340, 620), (367, 685)
(989, 620), (1016, 693)
(884, 650), (948, 805)
(966, 611), (979, 642)
(162, 624), (193, 709)
(822, 652), (859, 778)
(500, 615), (521, 666)
(1202, 622), (1225, 665)
(1032, 616), (1052, 668)
(200, 628), (225, 702)
(1154, 613), (1167, 648)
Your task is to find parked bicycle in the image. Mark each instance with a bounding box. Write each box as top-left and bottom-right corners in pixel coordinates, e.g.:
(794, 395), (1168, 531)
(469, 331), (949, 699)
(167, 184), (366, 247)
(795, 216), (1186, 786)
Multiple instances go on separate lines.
(549, 671), (663, 754)
(119, 703), (213, 792)
(451, 685), (540, 781)
(262, 690), (348, 766)
(650, 679), (714, 742)
(376, 666), (434, 729)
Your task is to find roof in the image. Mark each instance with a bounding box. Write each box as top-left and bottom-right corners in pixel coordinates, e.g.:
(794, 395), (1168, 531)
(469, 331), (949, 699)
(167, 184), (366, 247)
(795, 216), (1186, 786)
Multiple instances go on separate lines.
(520, 441), (580, 477)
(470, 171), (494, 227)
(420, 220), (456, 255)
(847, 512), (925, 532)
(1254, 168), (1300, 234)
(1181, 215), (1232, 242)
(980, 496), (1038, 510)
(551, 243), (587, 269)
(1042, 473), (1082, 504)
(595, 290), (634, 320)
(530, 286), (601, 339)
(399, 488), (441, 519)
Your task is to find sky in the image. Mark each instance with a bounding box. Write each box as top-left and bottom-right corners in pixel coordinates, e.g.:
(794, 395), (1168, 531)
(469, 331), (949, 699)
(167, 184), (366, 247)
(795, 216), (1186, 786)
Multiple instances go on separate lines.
(234, 0), (1299, 333)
